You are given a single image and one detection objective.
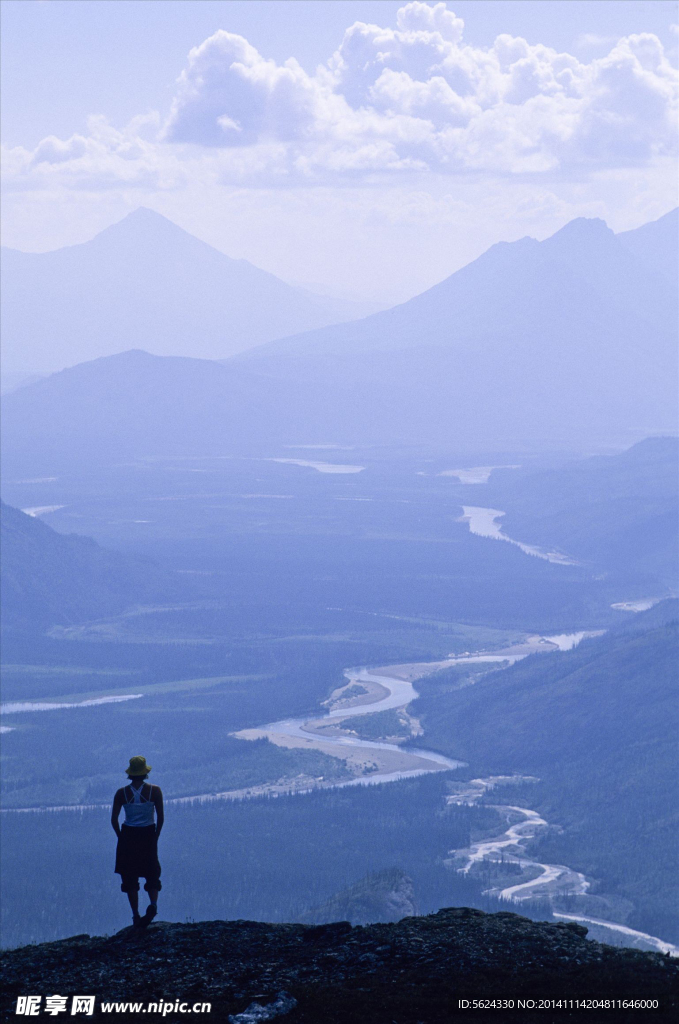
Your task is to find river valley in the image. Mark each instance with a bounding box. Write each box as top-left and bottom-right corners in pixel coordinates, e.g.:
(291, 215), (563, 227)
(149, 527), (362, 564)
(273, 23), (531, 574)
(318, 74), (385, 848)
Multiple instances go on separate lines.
(2, 628), (675, 956)
(461, 506), (577, 564)
(236, 633), (679, 958)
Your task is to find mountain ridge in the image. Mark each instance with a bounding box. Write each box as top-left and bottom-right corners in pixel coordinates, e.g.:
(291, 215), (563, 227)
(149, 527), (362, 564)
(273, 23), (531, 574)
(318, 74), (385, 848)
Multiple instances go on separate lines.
(236, 212), (674, 363)
(0, 208), (374, 373)
(0, 501), (175, 632)
(616, 207), (679, 283)
(2, 210), (676, 462)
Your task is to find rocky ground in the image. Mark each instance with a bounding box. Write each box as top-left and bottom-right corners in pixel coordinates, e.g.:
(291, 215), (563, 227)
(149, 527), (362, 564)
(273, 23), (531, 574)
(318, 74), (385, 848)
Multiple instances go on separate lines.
(2, 908), (677, 1023)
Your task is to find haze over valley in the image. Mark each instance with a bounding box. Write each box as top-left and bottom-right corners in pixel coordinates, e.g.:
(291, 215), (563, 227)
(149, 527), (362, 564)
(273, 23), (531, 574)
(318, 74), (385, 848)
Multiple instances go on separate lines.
(1, 5), (677, 1007)
(2, 428), (677, 953)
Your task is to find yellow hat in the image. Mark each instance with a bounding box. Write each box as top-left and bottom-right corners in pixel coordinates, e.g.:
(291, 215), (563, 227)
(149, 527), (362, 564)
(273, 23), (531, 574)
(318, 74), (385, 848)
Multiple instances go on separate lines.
(126, 755), (152, 776)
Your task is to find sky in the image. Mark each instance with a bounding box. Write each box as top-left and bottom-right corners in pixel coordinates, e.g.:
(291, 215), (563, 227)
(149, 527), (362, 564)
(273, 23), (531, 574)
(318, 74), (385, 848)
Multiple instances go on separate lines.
(2, 0), (678, 303)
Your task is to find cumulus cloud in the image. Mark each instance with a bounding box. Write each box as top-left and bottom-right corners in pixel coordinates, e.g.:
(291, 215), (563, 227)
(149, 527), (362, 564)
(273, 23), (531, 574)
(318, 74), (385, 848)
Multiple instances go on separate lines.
(3, 2), (677, 189)
(2, 113), (186, 192)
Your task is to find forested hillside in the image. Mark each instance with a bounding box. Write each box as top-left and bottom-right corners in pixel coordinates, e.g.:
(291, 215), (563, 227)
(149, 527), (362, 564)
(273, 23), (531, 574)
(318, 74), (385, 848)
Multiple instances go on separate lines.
(490, 437), (678, 584)
(0, 502), (173, 631)
(412, 605), (679, 941)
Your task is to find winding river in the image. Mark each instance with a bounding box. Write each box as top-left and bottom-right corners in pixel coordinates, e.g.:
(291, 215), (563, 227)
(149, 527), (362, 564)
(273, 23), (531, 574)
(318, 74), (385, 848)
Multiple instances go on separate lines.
(3, 629), (676, 956)
(461, 506), (577, 565)
(232, 634), (678, 957)
(228, 634), (593, 791)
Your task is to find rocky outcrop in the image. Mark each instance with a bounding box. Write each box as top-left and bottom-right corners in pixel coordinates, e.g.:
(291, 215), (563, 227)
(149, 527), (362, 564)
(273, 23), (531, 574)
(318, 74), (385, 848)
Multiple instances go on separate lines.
(300, 868), (417, 925)
(2, 908), (677, 1023)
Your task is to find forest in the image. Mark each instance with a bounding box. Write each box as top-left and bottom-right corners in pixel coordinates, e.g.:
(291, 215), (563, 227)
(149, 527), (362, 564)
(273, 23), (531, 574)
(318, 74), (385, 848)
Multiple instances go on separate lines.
(409, 609), (679, 942)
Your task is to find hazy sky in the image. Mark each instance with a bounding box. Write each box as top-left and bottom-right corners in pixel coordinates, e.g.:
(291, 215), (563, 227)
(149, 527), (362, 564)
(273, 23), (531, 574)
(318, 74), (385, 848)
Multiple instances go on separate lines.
(2, 0), (678, 302)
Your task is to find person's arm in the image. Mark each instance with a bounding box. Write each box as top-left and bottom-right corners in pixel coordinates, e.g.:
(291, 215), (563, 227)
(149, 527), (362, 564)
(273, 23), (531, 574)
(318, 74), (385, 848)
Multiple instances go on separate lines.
(111, 789), (123, 838)
(153, 787), (164, 838)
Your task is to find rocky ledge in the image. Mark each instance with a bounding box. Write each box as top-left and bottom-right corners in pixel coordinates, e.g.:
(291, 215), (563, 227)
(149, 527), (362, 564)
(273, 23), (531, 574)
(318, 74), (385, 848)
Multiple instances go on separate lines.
(1, 909), (677, 1023)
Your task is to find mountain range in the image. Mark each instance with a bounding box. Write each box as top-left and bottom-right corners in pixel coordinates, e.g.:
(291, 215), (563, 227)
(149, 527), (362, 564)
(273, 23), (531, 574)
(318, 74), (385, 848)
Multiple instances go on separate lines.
(230, 209), (677, 446)
(0, 208), (376, 375)
(1, 208), (676, 471)
(242, 208), (678, 363)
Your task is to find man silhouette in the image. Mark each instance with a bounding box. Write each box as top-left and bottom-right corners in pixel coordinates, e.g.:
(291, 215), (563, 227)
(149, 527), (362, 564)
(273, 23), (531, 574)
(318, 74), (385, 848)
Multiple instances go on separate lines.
(111, 756), (164, 928)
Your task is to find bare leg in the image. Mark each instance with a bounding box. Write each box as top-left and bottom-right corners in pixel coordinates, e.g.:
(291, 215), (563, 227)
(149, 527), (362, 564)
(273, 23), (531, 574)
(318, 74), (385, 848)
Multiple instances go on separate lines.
(126, 890), (139, 915)
(139, 888), (159, 927)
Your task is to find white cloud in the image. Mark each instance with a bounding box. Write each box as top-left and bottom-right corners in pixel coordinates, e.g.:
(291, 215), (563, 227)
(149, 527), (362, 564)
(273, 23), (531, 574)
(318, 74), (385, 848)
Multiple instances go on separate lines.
(576, 34), (620, 50)
(3, 113), (184, 192)
(165, 31), (324, 147)
(396, 1), (465, 42)
(2, 2), (677, 190)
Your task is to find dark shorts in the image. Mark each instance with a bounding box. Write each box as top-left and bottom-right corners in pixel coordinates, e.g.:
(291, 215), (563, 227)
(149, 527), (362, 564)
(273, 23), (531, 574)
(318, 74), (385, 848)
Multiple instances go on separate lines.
(115, 825), (162, 893)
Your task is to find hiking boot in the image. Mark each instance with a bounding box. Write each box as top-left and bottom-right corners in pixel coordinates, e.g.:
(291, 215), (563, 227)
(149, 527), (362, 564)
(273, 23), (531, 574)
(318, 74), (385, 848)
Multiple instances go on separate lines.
(140, 904), (158, 928)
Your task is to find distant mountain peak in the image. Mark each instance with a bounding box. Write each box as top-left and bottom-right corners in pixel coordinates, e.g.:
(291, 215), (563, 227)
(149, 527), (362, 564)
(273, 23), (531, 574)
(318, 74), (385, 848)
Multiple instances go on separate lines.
(102, 347), (159, 361)
(55, 348), (218, 378)
(548, 216), (614, 244)
(93, 207), (201, 248)
(2, 210), (367, 370)
(125, 205), (169, 221)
